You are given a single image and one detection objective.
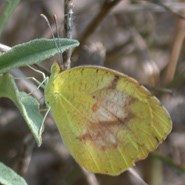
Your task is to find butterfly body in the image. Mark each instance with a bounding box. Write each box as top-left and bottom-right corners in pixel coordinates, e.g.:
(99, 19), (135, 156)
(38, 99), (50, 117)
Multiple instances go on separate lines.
(45, 64), (172, 175)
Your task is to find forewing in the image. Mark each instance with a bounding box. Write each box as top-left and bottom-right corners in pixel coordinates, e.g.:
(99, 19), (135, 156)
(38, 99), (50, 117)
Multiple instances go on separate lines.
(46, 66), (172, 175)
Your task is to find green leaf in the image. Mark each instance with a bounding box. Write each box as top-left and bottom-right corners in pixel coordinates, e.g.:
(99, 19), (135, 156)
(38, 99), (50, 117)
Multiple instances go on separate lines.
(0, 38), (79, 73)
(0, 162), (27, 185)
(0, 0), (20, 33)
(0, 73), (43, 146)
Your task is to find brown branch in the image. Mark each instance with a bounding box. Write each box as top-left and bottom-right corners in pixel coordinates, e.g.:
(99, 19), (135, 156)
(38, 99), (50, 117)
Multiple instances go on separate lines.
(163, 2), (185, 85)
(129, 27), (160, 86)
(63, 0), (73, 69)
(150, 0), (185, 20)
(14, 135), (36, 175)
(73, 0), (122, 56)
(81, 168), (100, 185)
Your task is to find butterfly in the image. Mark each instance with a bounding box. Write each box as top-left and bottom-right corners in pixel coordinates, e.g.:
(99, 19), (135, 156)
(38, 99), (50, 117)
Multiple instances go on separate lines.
(44, 63), (172, 175)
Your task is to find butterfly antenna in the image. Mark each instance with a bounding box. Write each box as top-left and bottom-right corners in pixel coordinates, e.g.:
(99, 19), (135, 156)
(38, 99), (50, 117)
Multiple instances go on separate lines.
(28, 64), (46, 81)
(53, 14), (64, 70)
(40, 14), (64, 70)
(40, 14), (55, 40)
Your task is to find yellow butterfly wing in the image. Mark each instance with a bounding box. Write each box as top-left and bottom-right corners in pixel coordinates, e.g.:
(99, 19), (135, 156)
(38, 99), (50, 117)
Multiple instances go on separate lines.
(45, 65), (172, 175)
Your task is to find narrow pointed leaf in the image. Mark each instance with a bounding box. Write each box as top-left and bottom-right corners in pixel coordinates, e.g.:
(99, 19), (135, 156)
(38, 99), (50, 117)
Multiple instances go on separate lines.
(0, 73), (43, 146)
(0, 162), (27, 185)
(0, 38), (79, 73)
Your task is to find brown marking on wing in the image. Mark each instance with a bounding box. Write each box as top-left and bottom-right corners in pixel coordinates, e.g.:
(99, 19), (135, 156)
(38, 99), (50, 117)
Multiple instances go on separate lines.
(92, 103), (100, 112)
(77, 121), (121, 150)
(118, 111), (135, 126)
(120, 96), (136, 123)
(125, 95), (136, 106)
(109, 75), (120, 89)
(77, 95), (136, 150)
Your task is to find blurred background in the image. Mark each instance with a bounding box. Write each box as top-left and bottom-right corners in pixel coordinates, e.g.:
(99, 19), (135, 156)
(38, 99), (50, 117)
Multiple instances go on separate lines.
(0, 0), (185, 185)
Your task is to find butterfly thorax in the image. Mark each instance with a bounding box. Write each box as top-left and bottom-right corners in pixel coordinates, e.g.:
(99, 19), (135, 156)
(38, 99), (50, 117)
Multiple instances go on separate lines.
(44, 64), (64, 107)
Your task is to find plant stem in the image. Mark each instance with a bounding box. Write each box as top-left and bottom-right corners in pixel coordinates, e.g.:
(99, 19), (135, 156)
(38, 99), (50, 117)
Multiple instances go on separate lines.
(0, 0), (20, 34)
(63, 0), (73, 69)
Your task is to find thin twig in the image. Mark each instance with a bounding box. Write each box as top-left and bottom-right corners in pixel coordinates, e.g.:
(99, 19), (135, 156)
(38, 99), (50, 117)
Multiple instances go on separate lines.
(129, 27), (159, 86)
(144, 85), (173, 95)
(148, 0), (185, 19)
(167, 70), (185, 89)
(128, 168), (149, 185)
(81, 168), (100, 185)
(112, 2), (185, 13)
(163, 1), (185, 85)
(73, 0), (122, 56)
(152, 152), (185, 173)
(63, 0), (73, 69)
(14, 135), (36, 175)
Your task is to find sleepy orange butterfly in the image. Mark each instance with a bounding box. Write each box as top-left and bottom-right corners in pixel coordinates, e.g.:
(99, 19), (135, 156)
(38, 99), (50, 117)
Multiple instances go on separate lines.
(44, 63), (172, 175)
